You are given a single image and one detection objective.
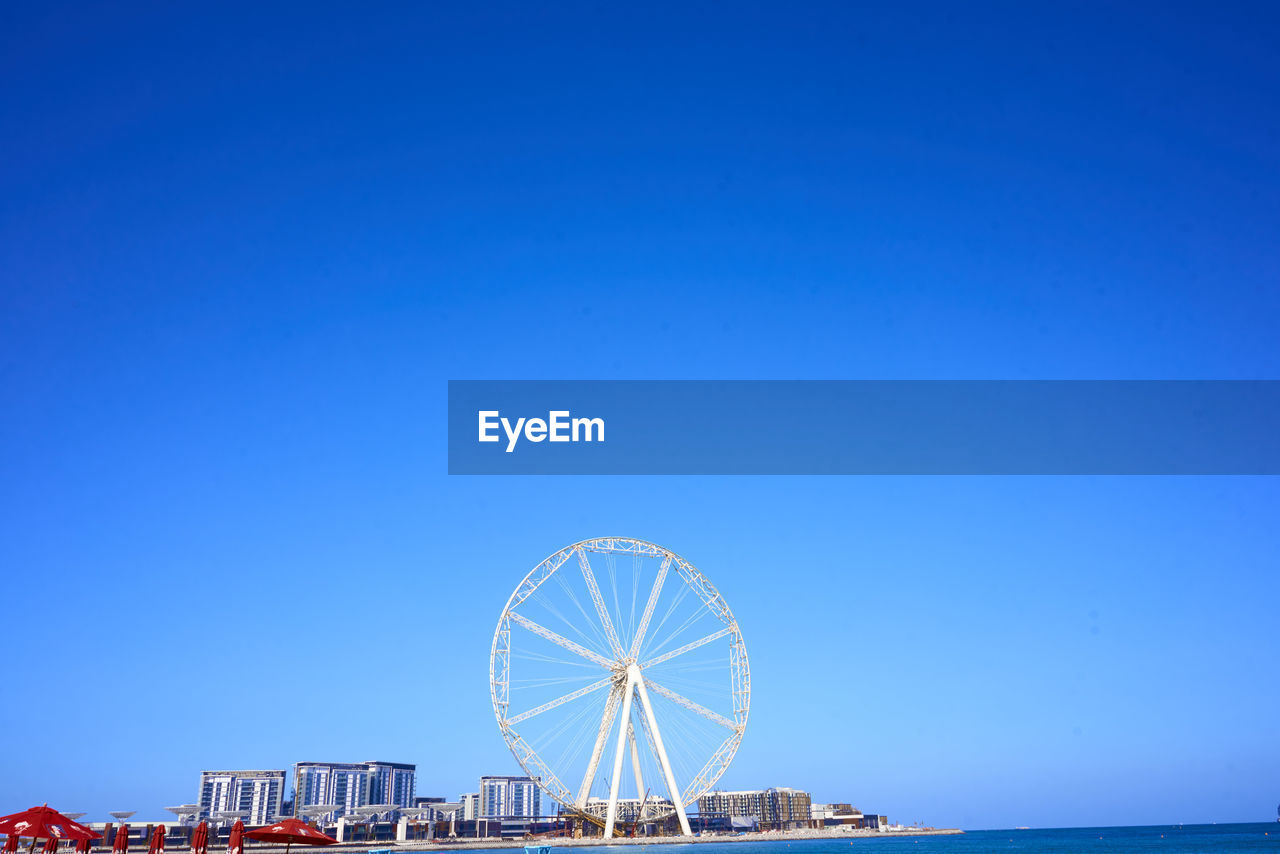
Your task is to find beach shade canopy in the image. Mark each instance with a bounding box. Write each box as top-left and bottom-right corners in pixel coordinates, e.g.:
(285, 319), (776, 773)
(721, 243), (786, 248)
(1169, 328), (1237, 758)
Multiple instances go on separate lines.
(243, 820), (334, 851)
(243, 820), (336, 854)
(225, 822), (243, 854)
(146, 827), (165, 854)
(0, 808), (100, 842)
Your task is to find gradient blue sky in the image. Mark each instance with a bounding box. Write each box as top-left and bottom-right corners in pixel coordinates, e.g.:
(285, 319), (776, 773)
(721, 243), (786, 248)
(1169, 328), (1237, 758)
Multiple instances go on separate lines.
(2, 1), (1278, 831)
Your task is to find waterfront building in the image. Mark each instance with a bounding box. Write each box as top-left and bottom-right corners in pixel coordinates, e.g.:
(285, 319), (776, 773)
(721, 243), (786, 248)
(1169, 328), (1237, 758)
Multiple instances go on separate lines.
(406, 798), (457, 823)
(809, 803), (885, 831)
(479, 776), (541, 818)
(294, 761), (416, 819)
(198, 770), (286, 824)
(696, 787), (814, 831)
(459, 793), (480, 821)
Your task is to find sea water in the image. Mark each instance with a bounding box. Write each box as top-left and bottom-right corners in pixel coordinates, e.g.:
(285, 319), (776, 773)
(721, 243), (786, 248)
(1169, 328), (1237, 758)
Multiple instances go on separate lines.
(479, 824), (1280, 854)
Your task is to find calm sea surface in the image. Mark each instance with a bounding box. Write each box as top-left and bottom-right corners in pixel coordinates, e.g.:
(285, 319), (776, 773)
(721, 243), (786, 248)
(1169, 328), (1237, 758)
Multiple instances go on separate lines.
(479, 825), (1280, 854)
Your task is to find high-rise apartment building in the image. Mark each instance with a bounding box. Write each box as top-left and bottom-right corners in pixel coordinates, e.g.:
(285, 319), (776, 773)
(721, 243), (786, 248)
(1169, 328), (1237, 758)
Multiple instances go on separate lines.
(367, 761), (416, 808)
(459, 793), (480, 821)
(293, 761), (416, 819)
(198, 770), (286, 825)
(479, 776), (541, 818)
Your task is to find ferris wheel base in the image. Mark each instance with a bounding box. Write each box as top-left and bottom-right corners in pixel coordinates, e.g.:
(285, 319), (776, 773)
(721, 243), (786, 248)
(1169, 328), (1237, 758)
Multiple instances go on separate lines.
(601, 665), (693, 838)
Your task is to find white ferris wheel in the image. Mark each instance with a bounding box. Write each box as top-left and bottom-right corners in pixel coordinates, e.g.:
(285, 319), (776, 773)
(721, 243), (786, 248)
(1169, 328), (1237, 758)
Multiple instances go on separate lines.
(490, 538), (750, 837)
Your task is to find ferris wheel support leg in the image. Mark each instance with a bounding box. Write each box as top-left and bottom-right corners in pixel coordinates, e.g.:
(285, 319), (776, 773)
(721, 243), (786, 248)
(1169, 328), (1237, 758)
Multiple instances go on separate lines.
(632, 666), (693, 837)
(628, 722), (646, 823)
(604, 670), (637, 839)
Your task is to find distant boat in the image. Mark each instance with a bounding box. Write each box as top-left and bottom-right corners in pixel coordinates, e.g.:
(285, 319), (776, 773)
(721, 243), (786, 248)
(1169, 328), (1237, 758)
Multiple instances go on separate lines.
(525, 846), (553, 854)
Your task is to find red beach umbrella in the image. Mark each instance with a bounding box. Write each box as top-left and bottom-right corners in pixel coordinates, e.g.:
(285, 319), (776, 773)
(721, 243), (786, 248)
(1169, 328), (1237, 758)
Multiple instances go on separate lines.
(111, 827), (128, 854)
(6, 836), (22, 854)
(189, 824), (206, 854)
(41, 840), (57, 854)
(225, 823), (243, 854)
(243, 820), (335, 854)
(145, 828), (164, 854)
(0, 808), (99, 843)
(75, 840), (91, 854)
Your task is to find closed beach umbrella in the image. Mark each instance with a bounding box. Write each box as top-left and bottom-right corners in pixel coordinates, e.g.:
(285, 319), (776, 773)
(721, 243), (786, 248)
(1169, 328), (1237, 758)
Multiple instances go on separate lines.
(42, 840), (57, 854)
(6, 836), (22, 854)
(75, 840), (91, 854)
(189, 825), (206, 854)
(226, 823), (243, 854)
(243, 819), (336, 854)
(111, 827), (127, 854)
(145, 828), (163, 854)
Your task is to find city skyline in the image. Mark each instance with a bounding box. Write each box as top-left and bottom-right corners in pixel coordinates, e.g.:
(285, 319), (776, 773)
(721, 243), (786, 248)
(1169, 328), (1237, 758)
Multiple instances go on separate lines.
(88, 765), (838, 826)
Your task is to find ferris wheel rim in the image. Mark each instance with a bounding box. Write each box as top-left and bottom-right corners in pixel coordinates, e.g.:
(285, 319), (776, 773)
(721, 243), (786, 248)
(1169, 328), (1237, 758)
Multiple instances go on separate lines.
(489, 537), (750, 815)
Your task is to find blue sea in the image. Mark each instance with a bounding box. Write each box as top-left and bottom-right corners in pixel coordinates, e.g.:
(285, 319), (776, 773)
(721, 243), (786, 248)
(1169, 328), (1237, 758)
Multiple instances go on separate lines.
(501, 825), (1280, 854)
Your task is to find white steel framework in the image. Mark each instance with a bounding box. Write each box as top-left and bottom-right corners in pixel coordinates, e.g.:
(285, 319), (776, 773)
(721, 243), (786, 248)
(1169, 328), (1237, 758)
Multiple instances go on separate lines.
(490, 538), (750, 837)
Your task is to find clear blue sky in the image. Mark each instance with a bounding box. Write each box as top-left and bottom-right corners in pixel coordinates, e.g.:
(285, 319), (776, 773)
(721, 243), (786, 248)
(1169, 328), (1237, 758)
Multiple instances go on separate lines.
(2, 0), (1278, 832)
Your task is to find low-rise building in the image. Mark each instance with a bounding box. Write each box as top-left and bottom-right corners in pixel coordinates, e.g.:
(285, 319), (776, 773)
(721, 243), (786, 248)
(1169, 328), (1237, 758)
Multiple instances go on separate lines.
(696, 787), (814, 831)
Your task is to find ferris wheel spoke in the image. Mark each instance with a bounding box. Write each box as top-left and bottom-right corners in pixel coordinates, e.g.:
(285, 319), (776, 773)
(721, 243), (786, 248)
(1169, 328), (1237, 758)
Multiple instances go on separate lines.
(554, 570), (614, 654)
(509, 612), (614, 669)
(644, 580), (692, 659)
(513, 648), (600, 669)
(507, 675), (614, 725)
(626, 554), (642, 651)
(531, 587), (603, 651)
(643, 677), (738, 731)
(640, 625), (733, 669)
(628, 556), (670, 661)
(645, 597), (718, 662)
(577, 548), (626, 659)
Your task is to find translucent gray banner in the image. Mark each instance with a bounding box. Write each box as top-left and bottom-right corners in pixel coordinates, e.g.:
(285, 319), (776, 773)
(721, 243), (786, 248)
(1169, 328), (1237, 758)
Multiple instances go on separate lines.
(447, 381), (1280, 474)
